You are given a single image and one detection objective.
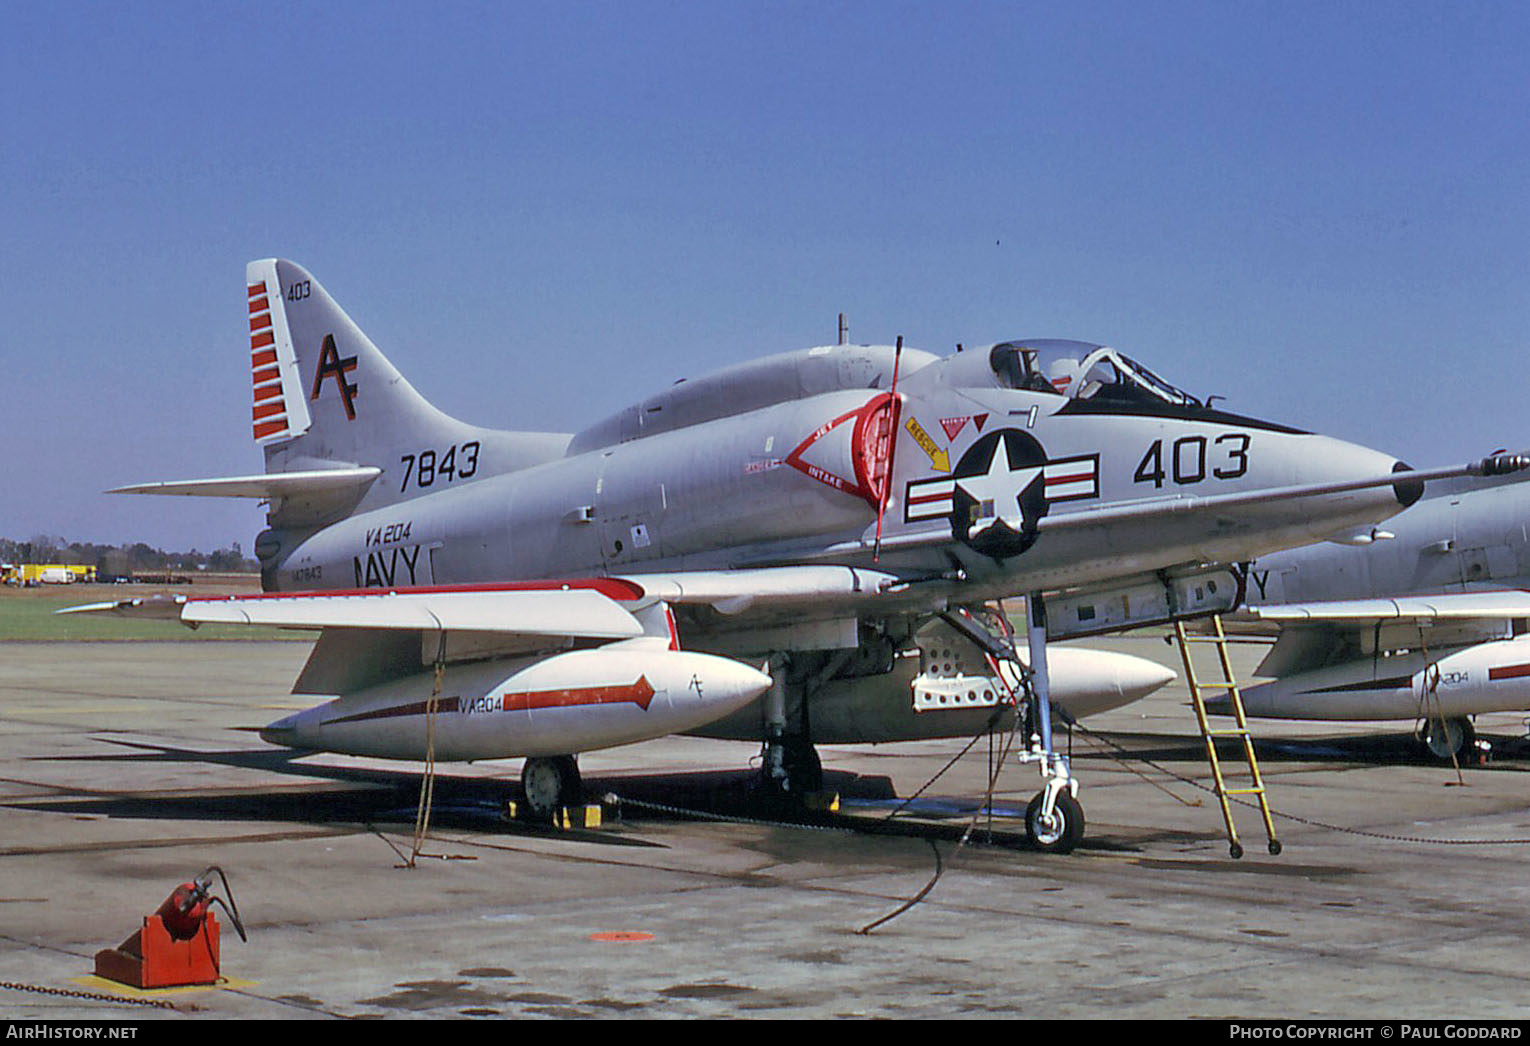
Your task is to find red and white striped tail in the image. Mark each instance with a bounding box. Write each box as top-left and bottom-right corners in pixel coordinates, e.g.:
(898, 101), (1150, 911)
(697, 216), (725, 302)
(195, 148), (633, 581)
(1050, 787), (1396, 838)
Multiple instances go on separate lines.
(245, 261), (311, 444)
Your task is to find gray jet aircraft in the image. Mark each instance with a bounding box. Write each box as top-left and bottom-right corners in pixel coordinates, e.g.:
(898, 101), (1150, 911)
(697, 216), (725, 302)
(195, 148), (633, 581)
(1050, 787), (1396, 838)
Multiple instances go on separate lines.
(1237, 468), (1530, 760)
(85, 259), (1528, 851)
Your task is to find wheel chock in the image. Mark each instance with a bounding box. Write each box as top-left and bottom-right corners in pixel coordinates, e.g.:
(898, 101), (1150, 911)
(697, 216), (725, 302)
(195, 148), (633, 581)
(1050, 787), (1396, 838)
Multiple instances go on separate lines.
(506, 802), (605, 829)
(802, 791), (840, 813)
(559, 804), (603, 829)
(94, 912), (222, 990)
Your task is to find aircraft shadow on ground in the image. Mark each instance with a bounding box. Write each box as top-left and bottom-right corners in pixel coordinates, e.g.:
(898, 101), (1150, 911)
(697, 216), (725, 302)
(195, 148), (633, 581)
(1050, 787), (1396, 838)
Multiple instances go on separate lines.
(1075, 727), (1530, 769)
(33, 730), (1519, 853)
(13, 739), (900, 841)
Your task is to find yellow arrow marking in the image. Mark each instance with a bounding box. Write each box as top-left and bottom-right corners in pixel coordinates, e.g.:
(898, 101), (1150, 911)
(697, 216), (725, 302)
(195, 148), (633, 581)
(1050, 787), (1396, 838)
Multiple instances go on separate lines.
(904, 417), (951, 473)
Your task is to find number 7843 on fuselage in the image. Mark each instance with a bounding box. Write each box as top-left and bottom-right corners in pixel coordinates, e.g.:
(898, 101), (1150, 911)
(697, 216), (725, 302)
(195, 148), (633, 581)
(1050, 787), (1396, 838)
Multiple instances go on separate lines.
(86, 259), (1527, 851)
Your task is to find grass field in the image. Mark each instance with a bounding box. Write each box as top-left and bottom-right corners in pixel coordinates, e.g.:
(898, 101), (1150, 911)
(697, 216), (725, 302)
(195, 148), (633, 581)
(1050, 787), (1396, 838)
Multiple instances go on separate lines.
(0, 582), (304, 641)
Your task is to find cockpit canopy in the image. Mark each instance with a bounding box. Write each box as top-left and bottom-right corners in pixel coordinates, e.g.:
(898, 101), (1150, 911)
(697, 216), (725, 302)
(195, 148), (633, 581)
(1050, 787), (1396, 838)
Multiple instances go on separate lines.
(988, 339), (1201, 408)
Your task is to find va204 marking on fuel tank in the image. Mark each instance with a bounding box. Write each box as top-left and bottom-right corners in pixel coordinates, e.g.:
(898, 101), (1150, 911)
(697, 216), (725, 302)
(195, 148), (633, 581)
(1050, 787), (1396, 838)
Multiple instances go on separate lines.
(904, 429), (1099, 558)
(311, 333), (359, 420)
(461, 694), (506, 716)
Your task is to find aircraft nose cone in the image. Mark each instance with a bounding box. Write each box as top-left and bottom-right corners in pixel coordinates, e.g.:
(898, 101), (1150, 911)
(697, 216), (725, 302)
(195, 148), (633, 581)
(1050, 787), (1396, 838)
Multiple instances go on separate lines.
(259, 716), (298, 748)
(1390, 461), (1425, 508)
(1047, 647), (1178, 718)
(717, 660), (774, 704)
(1122, 658), (1179, 703)
(1282, 437), (1426, 535)
(260, 708), (317, 749)
(664, 650), (776, 719)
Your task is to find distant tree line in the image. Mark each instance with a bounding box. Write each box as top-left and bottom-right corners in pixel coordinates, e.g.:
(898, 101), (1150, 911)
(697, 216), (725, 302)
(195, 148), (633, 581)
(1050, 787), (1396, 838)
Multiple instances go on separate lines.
(0, 534), (258, 578)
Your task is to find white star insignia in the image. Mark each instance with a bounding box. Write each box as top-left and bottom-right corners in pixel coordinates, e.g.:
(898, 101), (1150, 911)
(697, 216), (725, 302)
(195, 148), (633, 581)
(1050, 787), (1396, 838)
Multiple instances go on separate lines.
(955, 439), (1041, 539)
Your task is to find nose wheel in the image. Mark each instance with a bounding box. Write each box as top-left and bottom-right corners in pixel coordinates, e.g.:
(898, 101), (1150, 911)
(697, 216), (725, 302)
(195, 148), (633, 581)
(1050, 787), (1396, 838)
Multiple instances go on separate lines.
(1025, 789), (1085, 854)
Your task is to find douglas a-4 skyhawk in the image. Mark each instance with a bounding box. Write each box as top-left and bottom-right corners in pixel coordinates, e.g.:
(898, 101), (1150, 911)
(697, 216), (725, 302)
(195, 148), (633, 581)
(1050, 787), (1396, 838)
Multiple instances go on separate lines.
(79, 259), (1528, 852)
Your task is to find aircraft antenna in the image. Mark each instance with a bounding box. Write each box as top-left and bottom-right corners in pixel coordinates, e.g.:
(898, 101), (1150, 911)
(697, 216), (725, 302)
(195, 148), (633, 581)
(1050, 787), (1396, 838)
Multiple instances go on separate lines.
(838, 313), (848, 345)
(872, 336), (903, 562)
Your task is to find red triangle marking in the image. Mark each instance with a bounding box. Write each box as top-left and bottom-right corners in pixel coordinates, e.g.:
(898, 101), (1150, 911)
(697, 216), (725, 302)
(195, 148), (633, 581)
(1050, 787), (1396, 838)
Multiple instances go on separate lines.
(939, 416), (969, 441)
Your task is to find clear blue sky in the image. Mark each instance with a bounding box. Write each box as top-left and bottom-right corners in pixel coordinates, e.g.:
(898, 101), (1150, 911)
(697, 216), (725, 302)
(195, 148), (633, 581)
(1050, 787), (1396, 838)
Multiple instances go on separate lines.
(4, 2), (1528, 551)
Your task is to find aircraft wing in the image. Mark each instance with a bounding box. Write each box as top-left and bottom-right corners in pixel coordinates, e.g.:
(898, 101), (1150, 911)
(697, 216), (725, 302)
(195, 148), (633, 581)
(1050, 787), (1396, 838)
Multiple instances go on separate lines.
(66, 567), (895, 627)
(63, 582), (657, 696)
(61, 567), (906, 644)
(1241, 590), (1530, 678)
(1247, 590), (1530, 625)
(65, 570), (913, 700)
(62, 582), (645, 640)
(62, 566), (922, 680)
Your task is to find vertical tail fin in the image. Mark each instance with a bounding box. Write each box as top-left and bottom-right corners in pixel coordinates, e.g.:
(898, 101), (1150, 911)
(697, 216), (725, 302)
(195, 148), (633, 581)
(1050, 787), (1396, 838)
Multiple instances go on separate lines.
(247, 259), (569, 519)
(247, 263), (311, 445)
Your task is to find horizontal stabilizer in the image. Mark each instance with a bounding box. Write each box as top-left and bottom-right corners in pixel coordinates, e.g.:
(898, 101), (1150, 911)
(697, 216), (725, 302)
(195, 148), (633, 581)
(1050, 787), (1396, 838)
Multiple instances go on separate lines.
(107, 467), (381, 500)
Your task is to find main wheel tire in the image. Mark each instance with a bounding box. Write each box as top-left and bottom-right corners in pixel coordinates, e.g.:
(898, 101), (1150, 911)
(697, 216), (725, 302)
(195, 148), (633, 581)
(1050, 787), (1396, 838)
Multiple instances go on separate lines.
(780, 735), (823, 794)
(1025, 790), (1085, 854)
(1418, 717), (1475, 761)
(519, 755), (582, 822)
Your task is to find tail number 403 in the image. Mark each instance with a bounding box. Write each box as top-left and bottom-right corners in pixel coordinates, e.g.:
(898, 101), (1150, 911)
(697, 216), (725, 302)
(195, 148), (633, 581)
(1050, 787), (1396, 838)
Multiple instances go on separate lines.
(400, 441), (480, 492)
(1133, 434), (1249, 488)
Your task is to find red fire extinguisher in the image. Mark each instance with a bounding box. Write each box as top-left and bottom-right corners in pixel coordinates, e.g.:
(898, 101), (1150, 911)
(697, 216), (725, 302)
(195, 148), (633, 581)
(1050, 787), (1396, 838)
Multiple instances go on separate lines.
(155, 868), (246, 941)
(94, 867), (247, 989)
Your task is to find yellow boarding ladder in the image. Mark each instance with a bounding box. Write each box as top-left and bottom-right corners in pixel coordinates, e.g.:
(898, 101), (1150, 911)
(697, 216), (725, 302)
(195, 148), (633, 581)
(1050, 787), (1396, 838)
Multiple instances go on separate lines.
(1173, 616), (1281, 859)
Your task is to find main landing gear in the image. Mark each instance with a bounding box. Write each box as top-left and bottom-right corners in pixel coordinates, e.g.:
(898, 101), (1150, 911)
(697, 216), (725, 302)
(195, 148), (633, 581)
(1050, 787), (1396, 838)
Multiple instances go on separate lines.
(762, 730), (824, 796)
(757, 652), (832, 802)
(517, 755), (583, 822)
(1417, 716), (1476, 762)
